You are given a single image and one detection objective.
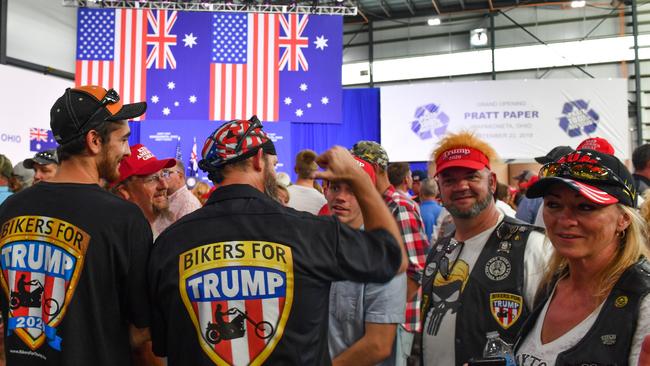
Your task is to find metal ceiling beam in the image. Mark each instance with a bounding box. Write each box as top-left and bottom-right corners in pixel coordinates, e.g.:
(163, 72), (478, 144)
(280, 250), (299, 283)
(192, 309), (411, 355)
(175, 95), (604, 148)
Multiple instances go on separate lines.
(62, 0), (358, 16)
(459, 0), (465, 10)
(430, 0), (441, 14)
(403, 0), (416, 15)
(379, 0), (392, 17)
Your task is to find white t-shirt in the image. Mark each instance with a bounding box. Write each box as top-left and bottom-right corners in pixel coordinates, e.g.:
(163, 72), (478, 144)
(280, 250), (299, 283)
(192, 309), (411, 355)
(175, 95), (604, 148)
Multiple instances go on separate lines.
(517, 285), (650, 365)
(496, 199), (517, 218)
(422, 214), (551, 366)
(286, 184), (327, 215)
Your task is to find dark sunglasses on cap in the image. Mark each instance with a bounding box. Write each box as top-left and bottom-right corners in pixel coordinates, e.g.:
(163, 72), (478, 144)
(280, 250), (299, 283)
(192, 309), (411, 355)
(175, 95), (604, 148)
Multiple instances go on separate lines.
(234, 115), (263, 153)
(65, 88), (120, 139)
(539, 161), (635, 198)
(431, 238), (464, 280)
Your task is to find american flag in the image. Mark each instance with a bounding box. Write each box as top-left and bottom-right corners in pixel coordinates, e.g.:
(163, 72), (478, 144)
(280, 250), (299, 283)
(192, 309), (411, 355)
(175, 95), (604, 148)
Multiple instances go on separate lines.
(209, 13), (279, 122)
(189, 137), (199, 178)
(75, 8), (147, 117)
(146, 10), (178, 70)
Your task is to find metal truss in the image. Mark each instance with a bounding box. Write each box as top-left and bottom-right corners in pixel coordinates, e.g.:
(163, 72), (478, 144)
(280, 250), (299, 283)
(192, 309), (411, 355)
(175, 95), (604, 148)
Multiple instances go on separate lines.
(62, 0), (357, 16)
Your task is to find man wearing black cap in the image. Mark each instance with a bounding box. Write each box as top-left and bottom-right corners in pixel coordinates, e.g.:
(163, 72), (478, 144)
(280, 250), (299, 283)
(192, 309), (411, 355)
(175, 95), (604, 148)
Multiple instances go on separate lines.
(23, 149), (59, 185)
(148, 116), (407, 366)
(0, 85), (152, 365)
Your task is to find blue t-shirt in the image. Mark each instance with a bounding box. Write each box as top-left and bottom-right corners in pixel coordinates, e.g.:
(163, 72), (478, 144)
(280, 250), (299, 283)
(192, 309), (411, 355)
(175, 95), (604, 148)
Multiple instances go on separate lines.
(0, 186), (12, 205)
(420, 200), (443, 241)
(515, 197), (543, 224)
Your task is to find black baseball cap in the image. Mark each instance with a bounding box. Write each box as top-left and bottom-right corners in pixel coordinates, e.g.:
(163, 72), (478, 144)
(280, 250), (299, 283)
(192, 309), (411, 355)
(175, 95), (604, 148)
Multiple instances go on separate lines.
(527, 149), (637, 207)
(50, 85), (147, 145)
(534, 146), (573, 164)
(23, 149), (59, 169)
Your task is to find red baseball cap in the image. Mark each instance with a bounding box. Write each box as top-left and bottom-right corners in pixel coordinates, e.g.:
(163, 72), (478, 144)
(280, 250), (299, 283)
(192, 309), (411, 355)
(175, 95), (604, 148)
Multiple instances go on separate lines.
(577, 137), (615, 155)
(435, 147), (490, 176)
(114, 144), (176, 185)
(353, 156), (376, 184)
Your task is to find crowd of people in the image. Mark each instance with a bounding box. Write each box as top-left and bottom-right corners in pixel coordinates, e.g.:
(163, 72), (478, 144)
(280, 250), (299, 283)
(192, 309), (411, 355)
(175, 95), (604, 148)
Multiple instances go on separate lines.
(0, 85), (649, 366)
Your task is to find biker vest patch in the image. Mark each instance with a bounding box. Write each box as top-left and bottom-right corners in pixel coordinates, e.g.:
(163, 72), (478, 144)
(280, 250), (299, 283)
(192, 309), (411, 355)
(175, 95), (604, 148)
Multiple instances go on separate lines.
(179, 241), (294, 365)
(0, 216), (90, 351)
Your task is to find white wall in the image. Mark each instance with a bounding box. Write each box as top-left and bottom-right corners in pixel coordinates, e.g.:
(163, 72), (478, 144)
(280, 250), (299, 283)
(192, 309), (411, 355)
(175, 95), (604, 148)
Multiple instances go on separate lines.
(0, 64), (73, 165)
(6, 0), (77, 73)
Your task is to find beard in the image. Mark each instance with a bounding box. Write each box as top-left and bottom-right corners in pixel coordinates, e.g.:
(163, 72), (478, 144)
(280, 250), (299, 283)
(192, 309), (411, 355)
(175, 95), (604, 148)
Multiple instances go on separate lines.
(98, 148), (120, 182)
(263, 156), (278, 200)
(445, 191), (493, 219)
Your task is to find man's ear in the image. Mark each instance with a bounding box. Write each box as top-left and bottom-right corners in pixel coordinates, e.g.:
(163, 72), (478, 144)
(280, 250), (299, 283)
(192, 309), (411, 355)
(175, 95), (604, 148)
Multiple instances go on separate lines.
(252, 148), (264, 172)
(86, 130), (102, 155)
(115, 185), (130, 200)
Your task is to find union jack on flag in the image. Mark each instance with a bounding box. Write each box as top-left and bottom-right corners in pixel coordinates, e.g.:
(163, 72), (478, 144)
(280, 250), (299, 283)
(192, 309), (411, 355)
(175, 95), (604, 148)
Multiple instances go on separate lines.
(29, 128), (48, 142)
(146, 10), (178, 70)
(278, 14), (309, 72)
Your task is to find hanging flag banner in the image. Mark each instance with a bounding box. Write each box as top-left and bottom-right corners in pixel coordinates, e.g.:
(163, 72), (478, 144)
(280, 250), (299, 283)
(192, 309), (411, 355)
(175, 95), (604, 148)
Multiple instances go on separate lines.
(380, 79), (629, 162)
(74, 8), (342, 124)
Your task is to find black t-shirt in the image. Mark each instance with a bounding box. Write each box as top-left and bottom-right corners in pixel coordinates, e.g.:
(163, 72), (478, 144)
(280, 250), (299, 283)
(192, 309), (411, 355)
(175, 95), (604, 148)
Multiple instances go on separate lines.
(0, 182), (152, 365)
(148, 184), (401, 365)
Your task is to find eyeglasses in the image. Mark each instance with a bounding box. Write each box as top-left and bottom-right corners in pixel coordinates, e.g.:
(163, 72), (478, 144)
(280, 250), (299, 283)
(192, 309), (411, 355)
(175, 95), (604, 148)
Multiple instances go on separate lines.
(539, 161), (635, 198)
(234, 116), (263, 153)
(162, 169), (182, 178)
(431, 238), (464, 280)
(138, 170), (170, 184)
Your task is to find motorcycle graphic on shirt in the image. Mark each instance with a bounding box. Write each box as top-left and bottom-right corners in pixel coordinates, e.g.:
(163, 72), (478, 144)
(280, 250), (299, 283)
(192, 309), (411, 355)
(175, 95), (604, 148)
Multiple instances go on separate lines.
(0, 216), (90, 351)
(180, 241), (294, 366)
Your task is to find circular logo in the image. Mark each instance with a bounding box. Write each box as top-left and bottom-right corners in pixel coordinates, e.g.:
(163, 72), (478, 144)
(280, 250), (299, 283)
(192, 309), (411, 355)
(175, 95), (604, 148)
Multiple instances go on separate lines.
(485, 256), (511, 281)
(425, 262), (437, 277)
(615, 296), (628, 308)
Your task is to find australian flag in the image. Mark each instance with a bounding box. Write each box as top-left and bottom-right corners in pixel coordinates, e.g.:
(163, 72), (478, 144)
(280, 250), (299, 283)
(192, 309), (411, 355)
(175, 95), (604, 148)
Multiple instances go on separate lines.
(144, 11), (342, 123)
(29, 128), (58, 152)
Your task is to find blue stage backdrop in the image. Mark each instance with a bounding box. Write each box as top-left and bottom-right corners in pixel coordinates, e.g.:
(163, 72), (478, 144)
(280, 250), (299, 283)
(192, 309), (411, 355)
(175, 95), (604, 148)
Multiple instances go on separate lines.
(136, 120), (291, 184)
(130, 88), (426, 184)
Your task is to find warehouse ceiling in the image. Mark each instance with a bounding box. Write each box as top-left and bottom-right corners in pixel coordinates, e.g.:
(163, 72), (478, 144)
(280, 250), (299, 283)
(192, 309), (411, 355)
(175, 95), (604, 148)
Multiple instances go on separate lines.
(348, 0), (577, 22)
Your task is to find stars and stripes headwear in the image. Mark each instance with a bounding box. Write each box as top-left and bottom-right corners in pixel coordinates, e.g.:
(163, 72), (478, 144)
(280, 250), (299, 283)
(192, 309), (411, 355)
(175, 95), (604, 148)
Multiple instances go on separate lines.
(199, 116), (276, 172)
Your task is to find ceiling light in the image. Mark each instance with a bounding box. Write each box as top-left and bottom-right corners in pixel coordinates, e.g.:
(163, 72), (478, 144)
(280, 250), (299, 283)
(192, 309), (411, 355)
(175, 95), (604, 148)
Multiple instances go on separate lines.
(427, 18), (441, 26)
(571, 0), (586, 8)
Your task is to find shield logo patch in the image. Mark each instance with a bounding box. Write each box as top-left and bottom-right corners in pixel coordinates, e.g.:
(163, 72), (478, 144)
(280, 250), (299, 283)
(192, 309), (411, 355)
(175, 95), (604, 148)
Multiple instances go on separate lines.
(489, 292), (523, 329)
(0, 216), (90, 351)
(179, 241), (294, 366)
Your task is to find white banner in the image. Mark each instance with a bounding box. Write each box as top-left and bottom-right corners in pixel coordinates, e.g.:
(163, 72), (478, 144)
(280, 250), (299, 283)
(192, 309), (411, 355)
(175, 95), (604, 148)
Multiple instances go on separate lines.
(380, 79), (629, 162)
(0, 65), (72, 166)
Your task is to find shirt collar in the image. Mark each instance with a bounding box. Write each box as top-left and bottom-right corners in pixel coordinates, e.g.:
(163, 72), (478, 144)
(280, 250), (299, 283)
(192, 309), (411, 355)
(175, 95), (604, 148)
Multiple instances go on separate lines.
(205, 184), (271, 205)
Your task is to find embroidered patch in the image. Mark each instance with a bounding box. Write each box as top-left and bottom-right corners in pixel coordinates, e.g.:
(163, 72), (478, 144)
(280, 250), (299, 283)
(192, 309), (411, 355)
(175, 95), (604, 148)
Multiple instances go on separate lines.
(179, 241), (294, 366)
(485, 256), (511, 281)
(489, 292), (523, 329)
(601, 334), (617, 346)
(424, 262), (437, 277)
(614, 295), (628, 308)
(0, 216), (90, 351)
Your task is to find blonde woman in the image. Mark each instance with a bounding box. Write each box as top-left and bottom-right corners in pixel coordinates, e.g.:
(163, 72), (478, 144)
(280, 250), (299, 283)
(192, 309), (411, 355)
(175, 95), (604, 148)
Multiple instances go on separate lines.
(515, 148), (650, 365)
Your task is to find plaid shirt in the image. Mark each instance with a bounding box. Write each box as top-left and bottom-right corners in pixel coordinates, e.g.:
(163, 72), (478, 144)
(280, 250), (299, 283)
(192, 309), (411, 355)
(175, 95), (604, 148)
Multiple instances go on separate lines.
(383, 185), (430, 332)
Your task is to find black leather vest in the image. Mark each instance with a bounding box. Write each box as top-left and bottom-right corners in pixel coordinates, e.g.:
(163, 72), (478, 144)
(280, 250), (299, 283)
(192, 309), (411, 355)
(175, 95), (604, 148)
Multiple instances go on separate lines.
(420, 216), (541, 366)
(515, 258), (650, 366)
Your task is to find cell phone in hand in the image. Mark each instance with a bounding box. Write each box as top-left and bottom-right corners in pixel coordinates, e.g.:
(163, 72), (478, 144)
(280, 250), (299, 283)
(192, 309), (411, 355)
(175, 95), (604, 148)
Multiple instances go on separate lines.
(467, 356), (507, 366)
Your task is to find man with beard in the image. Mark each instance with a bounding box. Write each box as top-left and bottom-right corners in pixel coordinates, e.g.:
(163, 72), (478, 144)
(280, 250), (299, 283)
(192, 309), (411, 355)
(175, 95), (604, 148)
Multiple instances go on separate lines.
(0, 86), (153, 365)
(112, 144), (176, 239)
(148, 117), (407, 366)
(152, 160), (202, 234)
(416, 131), (549, 366)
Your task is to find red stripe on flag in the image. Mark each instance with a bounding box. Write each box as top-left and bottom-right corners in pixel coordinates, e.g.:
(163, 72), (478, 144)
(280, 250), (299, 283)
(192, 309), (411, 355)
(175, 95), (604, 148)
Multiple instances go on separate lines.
(231, 66), (237, 119)
(245, 299), (265, 360)
(75, 60), (82, 86)
(119, 10), (127, 99)
(220, 64), (227, 121)
(274, 16), (280, 121)
(252, 16), (259, 117)
(98, 62), (104, 86)
(129, 10), (137, 104)
(263, 15), (269, 120)
(241, 65), (247, 119)
(209, 64), (215, 120)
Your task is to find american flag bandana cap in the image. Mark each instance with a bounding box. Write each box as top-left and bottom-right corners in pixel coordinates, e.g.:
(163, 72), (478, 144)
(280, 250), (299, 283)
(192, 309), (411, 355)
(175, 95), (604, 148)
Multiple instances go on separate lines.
(200, 117), (275, 171)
